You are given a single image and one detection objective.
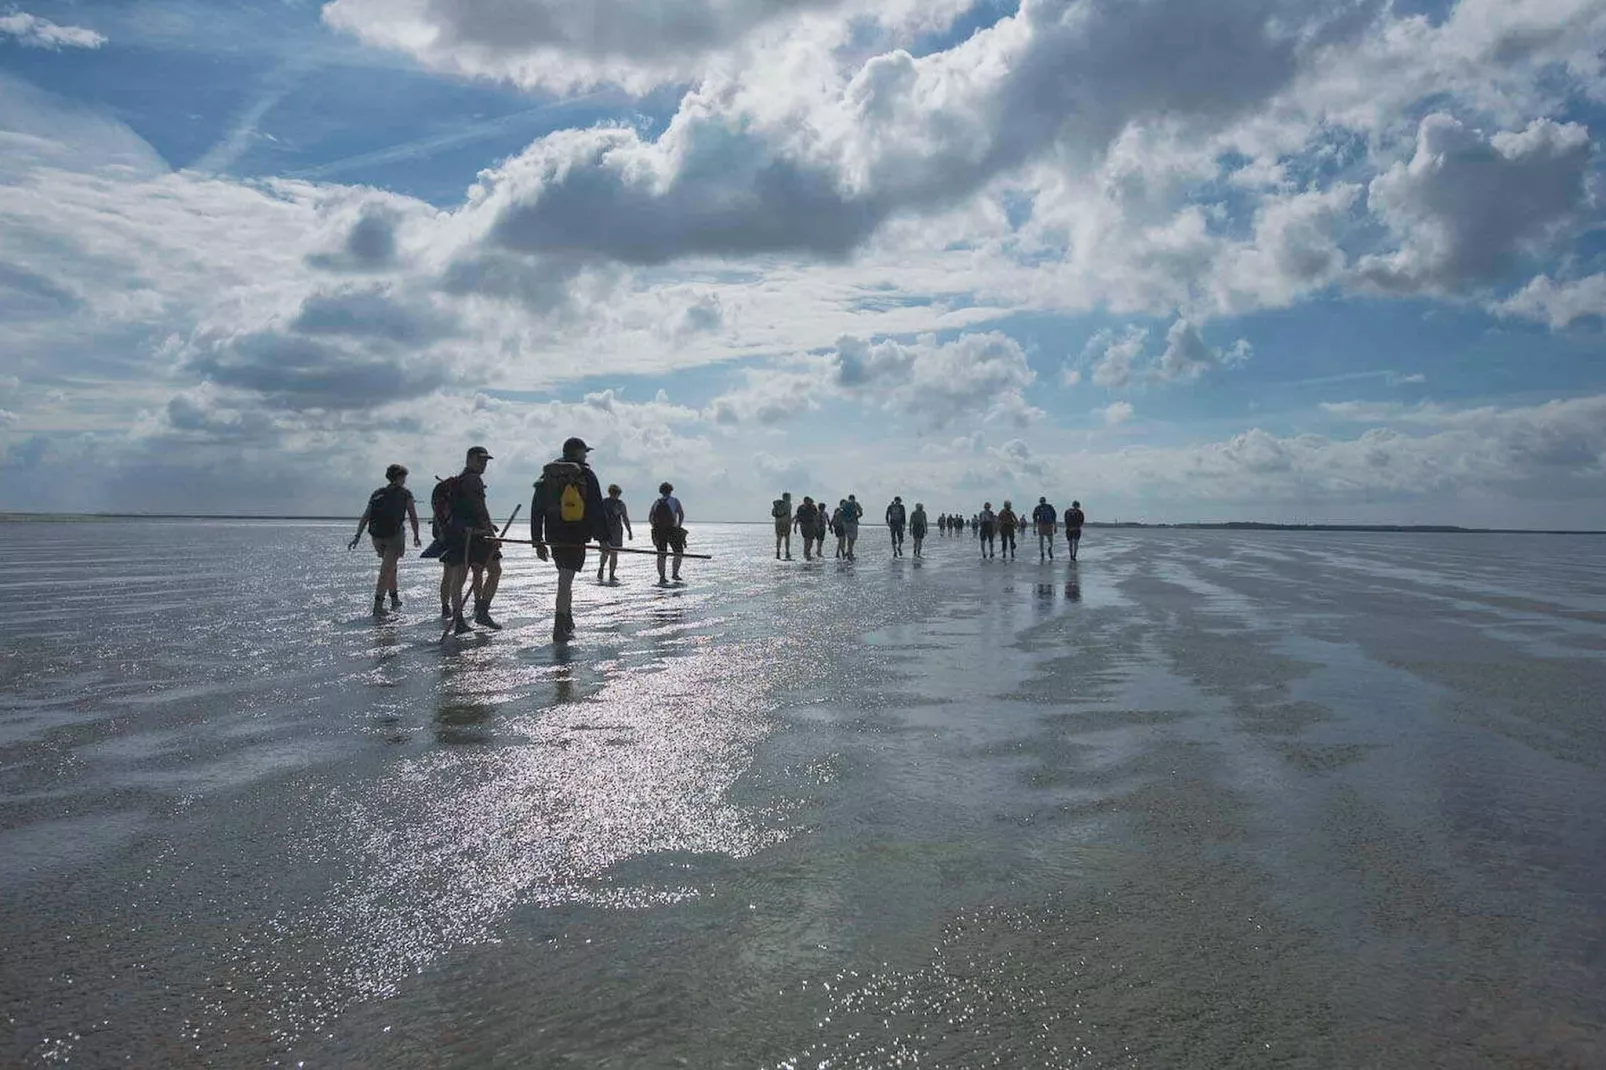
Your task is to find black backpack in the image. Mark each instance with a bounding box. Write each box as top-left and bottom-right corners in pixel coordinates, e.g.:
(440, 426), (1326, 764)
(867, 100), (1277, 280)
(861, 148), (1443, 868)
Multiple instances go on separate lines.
(541, 461), (588, 525)
(429, 476), (461, 539)
(368, 485), (409, 538)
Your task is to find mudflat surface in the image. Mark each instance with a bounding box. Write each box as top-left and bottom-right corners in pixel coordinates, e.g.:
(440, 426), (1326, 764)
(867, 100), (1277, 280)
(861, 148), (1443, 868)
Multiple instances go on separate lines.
(2, 520), (1604, 1067)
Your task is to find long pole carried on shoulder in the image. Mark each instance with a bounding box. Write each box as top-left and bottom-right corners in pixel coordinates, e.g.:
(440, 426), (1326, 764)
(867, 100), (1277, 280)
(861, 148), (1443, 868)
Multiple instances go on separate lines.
(481, 535), (714, 561)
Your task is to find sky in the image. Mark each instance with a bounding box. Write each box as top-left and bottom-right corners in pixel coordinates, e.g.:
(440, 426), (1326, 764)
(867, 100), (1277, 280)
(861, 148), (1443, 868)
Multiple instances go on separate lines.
(1, 0), (1604, 527)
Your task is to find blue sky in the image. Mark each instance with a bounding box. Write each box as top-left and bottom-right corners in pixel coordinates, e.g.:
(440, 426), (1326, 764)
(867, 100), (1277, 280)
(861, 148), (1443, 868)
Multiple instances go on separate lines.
(2, 0), (1604, 526)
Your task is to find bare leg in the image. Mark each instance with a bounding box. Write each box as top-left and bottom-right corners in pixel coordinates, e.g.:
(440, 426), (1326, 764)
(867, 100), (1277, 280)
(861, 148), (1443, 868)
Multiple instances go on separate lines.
(479, 557), (501, 607)
(556, 568), (576, 615)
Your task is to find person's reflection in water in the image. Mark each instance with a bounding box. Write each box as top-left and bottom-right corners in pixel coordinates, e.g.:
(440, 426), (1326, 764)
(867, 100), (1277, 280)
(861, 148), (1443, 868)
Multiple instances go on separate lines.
(434, 699), (494, 745)
(551, 644), (577, 705)
(1065, 571), (1082, 603)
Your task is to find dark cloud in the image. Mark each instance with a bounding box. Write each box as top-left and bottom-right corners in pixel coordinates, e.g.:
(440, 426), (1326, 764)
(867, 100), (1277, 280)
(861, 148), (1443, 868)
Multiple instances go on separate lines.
(189, 330), (449, 409)
(290, 289), (457, 345)
(306, 203), (402, 272)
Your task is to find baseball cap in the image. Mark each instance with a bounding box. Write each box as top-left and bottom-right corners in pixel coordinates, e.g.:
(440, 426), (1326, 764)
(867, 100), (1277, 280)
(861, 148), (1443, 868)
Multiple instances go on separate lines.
(467, 445), (493, 459)
(562, 436), (591, 455)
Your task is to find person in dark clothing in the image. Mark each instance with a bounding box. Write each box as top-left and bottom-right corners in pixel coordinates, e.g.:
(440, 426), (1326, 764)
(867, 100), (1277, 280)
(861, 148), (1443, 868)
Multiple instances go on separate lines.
(530, 436), (610, 642)
(442, 446), (503, 634)
(349, 463), (420, 616)
(794, 496), (821, 561)
(1064, 500), (1086, 560)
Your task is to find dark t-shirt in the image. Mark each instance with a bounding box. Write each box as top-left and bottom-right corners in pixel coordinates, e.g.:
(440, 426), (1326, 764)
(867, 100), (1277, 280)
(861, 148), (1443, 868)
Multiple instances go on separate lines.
(367, 485), (414, 537)
(452, 470), (492, 532)
(1064, 507), (1085, 530)
(795, 502), (818, 526)
(1032, 504), (1056, 525)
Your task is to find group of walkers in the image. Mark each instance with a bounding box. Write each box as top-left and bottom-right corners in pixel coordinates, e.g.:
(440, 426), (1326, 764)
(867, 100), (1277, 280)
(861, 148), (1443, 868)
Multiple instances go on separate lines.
(350, 449), (1090, 644)
(349, 441), (690, 642)
(770, 493), (1087, 563)
(771, 494), (934, 561)
(953, 498), (1087, 560)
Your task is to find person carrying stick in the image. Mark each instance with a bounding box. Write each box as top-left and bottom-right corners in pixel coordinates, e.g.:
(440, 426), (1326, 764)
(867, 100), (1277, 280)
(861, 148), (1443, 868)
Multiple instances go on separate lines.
(530, 437), (610, 643)
(442, 446), (504, 634)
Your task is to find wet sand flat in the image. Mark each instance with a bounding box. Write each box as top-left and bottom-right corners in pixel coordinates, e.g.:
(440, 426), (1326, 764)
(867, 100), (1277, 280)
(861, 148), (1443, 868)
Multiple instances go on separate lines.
(2, 520), (1604, 1067)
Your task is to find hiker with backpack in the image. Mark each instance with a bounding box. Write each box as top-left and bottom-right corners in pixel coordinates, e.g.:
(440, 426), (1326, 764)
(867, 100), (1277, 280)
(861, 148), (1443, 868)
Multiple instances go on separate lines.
(1032, 496), (1057, 561)
(597, 483), (633, 584)
(793, 496), (820, 561)
(885, 496), (907, 557)
(771, 492), (793, 560)
(530, 437), (611, 642)
(977, 503), (998, 559)
(842, 494), (863, 560)
(1064, 500), (1086, 560)
(997, 501), (1020, 560)
(648, 482), (687, 585)
(831, 501), (847, 558)
(348, 463), (421, 616)
(439, 446), (504, 634)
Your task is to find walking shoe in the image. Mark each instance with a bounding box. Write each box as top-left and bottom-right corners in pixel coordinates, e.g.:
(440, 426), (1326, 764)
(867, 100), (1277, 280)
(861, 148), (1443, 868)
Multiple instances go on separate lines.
(440, 602), (452, 618)
(453, 615), (473, 636)
(373, 598), (386, 616)
(473, 603), (503, 631)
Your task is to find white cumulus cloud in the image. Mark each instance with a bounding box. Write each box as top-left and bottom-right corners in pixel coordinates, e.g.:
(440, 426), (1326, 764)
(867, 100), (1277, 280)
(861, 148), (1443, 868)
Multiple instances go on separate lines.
(0, 12), (105, 50)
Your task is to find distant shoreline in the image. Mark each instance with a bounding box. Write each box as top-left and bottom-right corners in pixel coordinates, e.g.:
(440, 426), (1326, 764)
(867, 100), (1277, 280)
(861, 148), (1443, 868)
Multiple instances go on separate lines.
(1, 512), (1601, 535)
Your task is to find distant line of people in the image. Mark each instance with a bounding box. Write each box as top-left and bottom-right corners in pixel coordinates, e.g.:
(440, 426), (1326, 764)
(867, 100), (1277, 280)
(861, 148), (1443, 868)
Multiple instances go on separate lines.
(349, 441), (690, 643)
(770, 494), (1086, 563)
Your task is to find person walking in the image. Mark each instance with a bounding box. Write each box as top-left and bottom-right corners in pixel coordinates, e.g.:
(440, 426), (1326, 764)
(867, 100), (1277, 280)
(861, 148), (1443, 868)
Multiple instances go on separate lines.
(997, 501), (1019, 561)
(648, 481), (687, 585)
(349, 463), (421, 615)
(530, 437), (610, 642)
(772, 492), (794, 560)
(909, 503), (929, 558)
(1064, 500), (1086, 560)
(442, 446), (503, 634)
(885, 496), (907, 557)
(597, 483), (633, 583)
(1032, 496), (1057, 561)
(842, 494), (863, 560)
(977, 503), (997, 559)
(832, 500), (847, 559)
(794, 496), (820, 561)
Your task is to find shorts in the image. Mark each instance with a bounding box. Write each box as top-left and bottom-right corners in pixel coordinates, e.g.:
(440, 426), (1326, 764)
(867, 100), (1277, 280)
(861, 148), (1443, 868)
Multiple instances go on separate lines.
(652, 527), (687, 553)
(546, 520), (590, 571)
(1067, 528), (1083, 541)
(370, 531), (405, 557)
(979, 524), (996, 538)
(775, 519), (791, 536)
(441, 531), (499, 567)
(1036, 523), (1055, 537)
(605, 525), (625, 548)
(843, 521), (859, 539)
(552, 546), (586, 571)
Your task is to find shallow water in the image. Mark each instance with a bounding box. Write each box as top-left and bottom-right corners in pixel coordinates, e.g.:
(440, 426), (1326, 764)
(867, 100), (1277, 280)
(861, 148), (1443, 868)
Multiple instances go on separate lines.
(2, 520), (1604, 1067)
